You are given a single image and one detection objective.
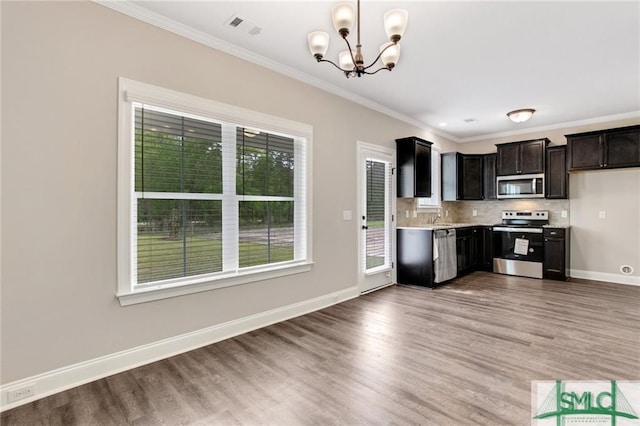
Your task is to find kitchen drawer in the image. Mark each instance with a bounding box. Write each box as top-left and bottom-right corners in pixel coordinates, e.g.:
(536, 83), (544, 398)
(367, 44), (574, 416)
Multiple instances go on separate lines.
(544, 228), (565, 238)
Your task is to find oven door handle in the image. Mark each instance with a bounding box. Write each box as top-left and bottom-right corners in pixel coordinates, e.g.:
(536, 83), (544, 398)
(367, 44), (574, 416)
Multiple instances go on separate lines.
(493, 227), (543, 234)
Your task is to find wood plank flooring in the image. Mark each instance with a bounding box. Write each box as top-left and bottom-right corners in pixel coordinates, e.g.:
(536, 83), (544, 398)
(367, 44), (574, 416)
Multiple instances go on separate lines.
(3, 272), (639, 425)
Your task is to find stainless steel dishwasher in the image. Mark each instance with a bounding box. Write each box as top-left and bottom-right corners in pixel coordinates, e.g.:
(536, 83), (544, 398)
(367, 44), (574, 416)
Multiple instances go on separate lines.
(433, 229), (457, 283)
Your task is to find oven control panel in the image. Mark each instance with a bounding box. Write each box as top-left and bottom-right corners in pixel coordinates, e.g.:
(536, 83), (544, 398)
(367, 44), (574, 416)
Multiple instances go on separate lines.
(501, 210), (549, 221)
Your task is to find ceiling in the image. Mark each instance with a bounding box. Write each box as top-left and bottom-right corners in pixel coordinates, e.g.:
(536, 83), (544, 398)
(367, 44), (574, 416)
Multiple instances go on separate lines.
(106, 1), (640, 142)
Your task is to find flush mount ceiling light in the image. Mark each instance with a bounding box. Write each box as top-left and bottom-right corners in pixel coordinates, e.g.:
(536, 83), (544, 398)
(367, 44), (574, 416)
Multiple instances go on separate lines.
(507, 108), (536, 123)
(307, 0), (408, 78)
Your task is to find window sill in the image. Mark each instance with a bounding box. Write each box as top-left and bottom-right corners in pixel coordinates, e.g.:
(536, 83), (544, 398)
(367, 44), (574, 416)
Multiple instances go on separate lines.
(117, 261), (314, 306)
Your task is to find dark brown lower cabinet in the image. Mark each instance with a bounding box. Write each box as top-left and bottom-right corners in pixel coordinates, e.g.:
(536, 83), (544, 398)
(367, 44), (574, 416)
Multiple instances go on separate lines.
(455, 228), (474, 276)
(456, 227), (490, 276)
(543, 228), (570, 281)
(397, 228), (434, 287)
(397, 226), (492, 287)
(481, 227), (493, 271)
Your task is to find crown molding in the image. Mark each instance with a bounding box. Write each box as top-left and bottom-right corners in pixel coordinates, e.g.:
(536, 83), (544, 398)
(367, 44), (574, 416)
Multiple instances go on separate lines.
(456, 111), (640, 143)
(93, 1), (457, 142)
(92, 1), (640, 145)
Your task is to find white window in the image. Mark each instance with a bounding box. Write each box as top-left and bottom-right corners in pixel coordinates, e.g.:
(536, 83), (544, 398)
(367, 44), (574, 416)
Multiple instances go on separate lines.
(117, 78), (312, 305)
(416, 148), (441, 208)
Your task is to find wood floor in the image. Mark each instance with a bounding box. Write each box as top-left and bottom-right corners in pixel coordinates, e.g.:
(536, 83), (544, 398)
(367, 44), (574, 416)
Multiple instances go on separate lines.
(3, 272), (639, 425)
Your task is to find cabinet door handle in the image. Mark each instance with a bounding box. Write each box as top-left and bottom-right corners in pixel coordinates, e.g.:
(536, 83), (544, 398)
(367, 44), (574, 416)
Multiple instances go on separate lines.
(362, 225), (368, 230)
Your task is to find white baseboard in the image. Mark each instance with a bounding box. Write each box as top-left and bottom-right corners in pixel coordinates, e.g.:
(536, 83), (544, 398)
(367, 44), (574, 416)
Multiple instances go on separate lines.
(570, 269), (640, 286)
(1, 286), (359, 412)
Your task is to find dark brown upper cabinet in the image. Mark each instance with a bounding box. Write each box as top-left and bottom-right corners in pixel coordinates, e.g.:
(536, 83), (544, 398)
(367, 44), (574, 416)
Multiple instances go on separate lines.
(566, 125), (640, 171)
(441, 153), (484, 201)
(483, 153), (497, 200)
(496, 139), (549, 176)
(396, 136), (432, 198)
(545, 145), (568, 199)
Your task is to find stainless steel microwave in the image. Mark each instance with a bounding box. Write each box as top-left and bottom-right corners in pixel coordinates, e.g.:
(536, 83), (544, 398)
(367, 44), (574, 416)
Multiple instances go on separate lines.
(496, 174), (545, 199)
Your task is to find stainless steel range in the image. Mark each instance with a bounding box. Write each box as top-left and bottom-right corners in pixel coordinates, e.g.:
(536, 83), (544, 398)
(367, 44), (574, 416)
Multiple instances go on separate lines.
(493, 210), (549, 279)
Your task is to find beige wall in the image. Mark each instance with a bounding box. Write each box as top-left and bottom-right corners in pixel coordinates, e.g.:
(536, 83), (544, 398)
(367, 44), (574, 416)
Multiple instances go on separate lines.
(569, 168), (640, 278)
(0, 1), (457, 384)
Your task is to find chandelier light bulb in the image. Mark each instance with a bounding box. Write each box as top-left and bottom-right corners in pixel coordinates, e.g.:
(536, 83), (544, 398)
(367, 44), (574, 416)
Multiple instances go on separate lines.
(308, 31), (330, 59)
(331, 2), (356, 37)
(384, 9), (408, 42)
(380, 42), (400, 68)
(339, 50), (356, 71)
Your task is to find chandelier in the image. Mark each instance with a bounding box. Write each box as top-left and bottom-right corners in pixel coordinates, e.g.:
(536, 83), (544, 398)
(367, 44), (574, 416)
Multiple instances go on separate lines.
(307, 0), (408, 78)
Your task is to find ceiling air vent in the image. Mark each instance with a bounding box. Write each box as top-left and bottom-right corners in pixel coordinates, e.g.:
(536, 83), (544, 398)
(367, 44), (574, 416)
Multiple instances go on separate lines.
(229, 17), (244, 28)
(225, 14), (262, 36)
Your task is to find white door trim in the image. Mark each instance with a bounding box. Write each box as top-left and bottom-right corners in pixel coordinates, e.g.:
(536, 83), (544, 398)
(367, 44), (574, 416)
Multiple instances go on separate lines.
(356, 141), (396, 294)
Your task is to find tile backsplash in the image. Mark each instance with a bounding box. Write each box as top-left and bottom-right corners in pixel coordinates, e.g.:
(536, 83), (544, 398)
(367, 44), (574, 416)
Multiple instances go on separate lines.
(397, 198), (570, 227)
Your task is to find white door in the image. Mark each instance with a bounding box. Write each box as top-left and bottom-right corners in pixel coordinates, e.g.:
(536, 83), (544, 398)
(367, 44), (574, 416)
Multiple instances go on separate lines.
(357, 142), (395, 293)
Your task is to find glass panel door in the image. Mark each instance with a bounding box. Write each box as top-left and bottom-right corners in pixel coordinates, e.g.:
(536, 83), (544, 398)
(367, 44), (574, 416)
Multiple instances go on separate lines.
(364, 159), (391, 272)
(357, 142), (394, 294)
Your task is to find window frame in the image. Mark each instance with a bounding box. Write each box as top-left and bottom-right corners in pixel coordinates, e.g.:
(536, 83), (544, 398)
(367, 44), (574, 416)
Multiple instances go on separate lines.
(117, 78), (313, 306)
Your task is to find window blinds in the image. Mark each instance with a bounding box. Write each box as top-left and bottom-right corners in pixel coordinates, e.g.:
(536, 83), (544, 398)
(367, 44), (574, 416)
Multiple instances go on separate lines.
(364, 159), (392, 271)
(133, 105), (305, 286)
(135, 106), (223, 284)
(237, 128), (295, 267)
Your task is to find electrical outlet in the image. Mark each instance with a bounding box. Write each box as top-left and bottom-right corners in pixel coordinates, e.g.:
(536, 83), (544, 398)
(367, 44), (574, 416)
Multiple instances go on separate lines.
(445, 210), (449, 217)
(7, 385), (35, 403)
(561, 210), (567, 218)
(405, 210), (409, 218)
(598, 211), (607, 219)
(472, 210), (478, 217)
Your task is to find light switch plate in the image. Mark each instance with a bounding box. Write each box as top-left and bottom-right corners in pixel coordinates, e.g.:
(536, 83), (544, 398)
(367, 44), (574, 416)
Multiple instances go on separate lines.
(342, 210), (352, 221)
(599, 211), (607, 219)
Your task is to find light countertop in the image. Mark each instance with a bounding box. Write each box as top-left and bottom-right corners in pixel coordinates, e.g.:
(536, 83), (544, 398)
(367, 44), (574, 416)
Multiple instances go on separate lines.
(398, 223), (571, 230)
(397, 223), (494, 230)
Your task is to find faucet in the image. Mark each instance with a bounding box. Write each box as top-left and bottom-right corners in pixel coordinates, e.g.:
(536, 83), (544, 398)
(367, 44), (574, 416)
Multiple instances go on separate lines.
(430, 212), (442, 224)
